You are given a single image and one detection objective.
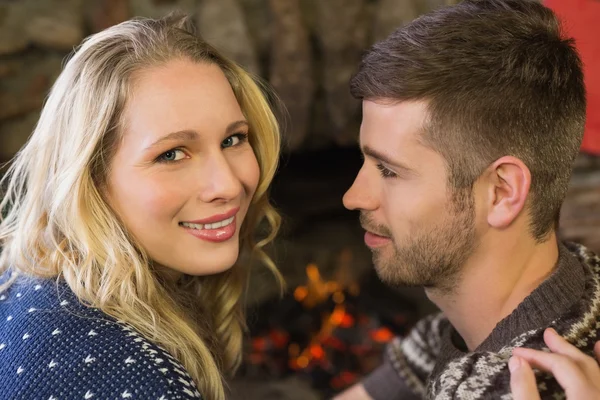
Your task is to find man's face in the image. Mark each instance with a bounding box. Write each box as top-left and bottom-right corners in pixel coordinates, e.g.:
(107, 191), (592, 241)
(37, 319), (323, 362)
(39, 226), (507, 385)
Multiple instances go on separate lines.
(343, 100), (478, 292)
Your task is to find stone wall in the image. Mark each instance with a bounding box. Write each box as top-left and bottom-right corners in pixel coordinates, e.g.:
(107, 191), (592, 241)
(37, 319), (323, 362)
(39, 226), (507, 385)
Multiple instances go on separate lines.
(1, 0), (599, 255)
(0, 0), (450, 160)
(560, 154), (600, 253)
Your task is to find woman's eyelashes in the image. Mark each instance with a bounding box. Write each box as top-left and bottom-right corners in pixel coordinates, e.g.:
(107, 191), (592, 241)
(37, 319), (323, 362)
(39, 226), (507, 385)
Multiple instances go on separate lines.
(221, 132), (248, 149)
(156, 148), (187, 163)
(155, 132), (249, 164)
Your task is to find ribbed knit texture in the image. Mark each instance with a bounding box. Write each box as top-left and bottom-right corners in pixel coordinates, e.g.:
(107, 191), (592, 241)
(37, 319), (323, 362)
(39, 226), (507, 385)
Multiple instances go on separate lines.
(0, 273), (202, 400)
(363, 241), (600, 399)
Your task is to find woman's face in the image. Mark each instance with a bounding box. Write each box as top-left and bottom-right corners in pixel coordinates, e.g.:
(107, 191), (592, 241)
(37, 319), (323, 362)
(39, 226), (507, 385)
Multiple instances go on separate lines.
(107, 59), (260, 280)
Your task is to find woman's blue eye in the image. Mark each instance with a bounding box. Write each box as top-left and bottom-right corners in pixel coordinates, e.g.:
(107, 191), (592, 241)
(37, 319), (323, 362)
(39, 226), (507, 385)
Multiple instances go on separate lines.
(222, 133), (248, 149)
(158, 149), (186, 163)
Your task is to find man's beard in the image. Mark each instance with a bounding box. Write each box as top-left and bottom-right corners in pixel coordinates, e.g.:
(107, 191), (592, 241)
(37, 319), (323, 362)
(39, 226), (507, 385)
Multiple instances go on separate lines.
(360, 190), (478, 294)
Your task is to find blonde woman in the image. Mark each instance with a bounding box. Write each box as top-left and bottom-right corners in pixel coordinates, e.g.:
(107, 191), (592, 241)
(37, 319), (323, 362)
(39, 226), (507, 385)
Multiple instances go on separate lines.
(0, 14), (281, 400)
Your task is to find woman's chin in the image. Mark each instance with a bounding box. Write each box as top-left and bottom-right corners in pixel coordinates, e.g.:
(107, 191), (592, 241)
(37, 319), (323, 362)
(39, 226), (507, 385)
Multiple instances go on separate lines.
(153, 241), (241, 278)
(180, 252), (239, 277)
(192, 261), (236, 276)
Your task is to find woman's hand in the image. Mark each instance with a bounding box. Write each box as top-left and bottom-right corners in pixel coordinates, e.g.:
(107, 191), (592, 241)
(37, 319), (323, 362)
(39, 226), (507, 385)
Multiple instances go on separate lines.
(509, 327), (600, 400)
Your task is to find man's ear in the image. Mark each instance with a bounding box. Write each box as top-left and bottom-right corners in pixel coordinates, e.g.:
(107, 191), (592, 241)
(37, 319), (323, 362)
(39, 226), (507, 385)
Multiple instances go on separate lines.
(484, 156), (531, 229)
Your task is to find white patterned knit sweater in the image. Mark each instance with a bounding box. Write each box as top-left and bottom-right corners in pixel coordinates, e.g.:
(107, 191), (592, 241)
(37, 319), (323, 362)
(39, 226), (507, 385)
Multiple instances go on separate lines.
(0, 272), (203, 400)
(363, 242), (600, 400)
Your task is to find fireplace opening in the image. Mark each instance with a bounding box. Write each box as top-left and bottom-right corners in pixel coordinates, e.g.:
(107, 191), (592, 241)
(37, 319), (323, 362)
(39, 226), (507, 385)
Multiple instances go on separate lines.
(230, 145), (436, 399)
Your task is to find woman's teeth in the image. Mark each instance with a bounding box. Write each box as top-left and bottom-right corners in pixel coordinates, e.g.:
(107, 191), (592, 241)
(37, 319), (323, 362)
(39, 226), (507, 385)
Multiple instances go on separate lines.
(180, 216), (235, 230)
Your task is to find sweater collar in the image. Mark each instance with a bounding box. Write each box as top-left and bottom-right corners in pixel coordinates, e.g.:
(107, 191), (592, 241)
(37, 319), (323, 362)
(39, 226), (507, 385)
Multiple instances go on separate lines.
(449, 241), (589, 353)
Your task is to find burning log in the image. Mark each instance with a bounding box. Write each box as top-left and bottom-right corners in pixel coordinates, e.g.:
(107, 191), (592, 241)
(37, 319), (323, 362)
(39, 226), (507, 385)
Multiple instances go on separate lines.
(241, 252), (418, 396)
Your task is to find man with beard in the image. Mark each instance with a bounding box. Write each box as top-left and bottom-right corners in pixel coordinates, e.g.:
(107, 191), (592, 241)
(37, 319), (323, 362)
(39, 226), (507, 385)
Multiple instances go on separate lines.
(335, 0), (600, 399)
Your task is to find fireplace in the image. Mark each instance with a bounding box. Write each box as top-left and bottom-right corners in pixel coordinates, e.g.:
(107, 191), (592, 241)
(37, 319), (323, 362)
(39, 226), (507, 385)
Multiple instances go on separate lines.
(229, 145), (434, 399)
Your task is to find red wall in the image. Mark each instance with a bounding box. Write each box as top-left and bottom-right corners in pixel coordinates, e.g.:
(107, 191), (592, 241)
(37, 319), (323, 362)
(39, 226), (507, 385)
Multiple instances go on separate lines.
(546, 0), (600, 155)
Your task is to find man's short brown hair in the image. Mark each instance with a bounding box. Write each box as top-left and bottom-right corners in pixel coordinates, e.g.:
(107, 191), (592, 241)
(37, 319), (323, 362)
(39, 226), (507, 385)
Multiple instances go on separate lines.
(350, 0), (586, 241)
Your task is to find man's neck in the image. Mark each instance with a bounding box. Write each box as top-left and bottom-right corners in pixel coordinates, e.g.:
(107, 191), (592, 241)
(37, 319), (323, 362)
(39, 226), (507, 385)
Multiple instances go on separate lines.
(425, 232), (559, 351)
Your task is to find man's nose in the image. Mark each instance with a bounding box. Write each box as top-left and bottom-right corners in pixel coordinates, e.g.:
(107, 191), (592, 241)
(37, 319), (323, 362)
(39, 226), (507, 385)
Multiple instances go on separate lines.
(343, 165), (377, 211)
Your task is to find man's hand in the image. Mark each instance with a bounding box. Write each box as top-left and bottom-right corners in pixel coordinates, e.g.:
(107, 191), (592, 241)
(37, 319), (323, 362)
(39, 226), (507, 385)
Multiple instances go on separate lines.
(509, 327), (600, 400)
(332, 383), (373, 400)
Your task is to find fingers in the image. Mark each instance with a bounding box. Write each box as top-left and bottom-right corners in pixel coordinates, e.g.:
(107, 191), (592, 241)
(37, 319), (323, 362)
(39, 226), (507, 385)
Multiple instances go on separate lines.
(543, 328), (581, 358)
(594, 340), (600, 363)
(509, 356), (541, 400)
(511, 330), (600, 399)
(512, 346), (588, 396)
(543, 328), (600, 378)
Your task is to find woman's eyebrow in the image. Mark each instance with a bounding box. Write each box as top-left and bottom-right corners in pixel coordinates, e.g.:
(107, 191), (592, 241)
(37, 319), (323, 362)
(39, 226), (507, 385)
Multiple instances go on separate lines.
(144, 120), (249, 151)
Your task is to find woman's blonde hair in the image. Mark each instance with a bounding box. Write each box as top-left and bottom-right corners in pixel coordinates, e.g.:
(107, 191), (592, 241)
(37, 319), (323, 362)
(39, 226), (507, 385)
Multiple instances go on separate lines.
(0, 14), (282, 400)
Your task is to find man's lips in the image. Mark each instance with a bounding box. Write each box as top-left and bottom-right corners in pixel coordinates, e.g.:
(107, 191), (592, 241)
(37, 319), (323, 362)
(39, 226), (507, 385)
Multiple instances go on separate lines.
(363, 230), (392, 248)
(360, 224), (389, 237)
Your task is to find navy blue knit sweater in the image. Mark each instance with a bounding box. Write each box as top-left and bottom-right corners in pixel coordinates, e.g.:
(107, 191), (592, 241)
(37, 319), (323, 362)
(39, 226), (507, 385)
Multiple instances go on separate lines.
(0, 271), (203, 400)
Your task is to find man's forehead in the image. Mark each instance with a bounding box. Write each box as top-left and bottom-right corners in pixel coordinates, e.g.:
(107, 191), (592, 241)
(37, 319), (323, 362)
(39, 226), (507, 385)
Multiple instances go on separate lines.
(360, 100), (429, 147)
(363, 98), (428, 126)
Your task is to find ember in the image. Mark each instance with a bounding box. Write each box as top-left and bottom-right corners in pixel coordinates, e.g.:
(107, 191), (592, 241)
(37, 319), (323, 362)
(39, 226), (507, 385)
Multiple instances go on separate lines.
(240, 250), (418, 397)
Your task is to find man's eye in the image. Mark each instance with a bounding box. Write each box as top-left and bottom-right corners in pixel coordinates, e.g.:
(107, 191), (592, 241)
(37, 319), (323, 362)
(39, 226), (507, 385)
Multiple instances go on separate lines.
(157, 149), (186, 163)
(376, 163), (398, 178)
(222, 133), (248, 149)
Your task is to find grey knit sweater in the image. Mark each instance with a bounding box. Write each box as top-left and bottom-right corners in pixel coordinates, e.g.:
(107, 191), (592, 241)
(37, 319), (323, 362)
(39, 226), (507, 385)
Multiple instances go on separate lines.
(363, 242), (600, 399)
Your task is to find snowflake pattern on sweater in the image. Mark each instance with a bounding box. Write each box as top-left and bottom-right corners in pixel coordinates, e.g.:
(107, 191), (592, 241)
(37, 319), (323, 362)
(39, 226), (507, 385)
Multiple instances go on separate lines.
(0, 272), (203, 400)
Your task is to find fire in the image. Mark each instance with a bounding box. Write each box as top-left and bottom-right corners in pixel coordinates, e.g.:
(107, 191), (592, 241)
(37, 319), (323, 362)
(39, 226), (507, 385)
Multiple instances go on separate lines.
(245, 247), (406, 394)
(295, 263), (336, 308)
(288, 251), (363, 372)
(370, 327), (394, 343)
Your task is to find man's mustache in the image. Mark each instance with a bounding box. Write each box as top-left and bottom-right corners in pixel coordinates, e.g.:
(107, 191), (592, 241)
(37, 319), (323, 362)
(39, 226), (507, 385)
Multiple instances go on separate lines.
(359, 212), (392, 238)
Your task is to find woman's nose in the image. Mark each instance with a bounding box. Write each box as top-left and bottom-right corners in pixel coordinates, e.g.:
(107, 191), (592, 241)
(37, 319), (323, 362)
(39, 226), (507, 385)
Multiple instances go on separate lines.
(197, 153), (243, 203)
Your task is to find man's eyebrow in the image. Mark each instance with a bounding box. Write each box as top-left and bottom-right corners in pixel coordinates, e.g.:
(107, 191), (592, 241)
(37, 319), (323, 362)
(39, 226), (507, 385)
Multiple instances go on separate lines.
(362, 145), (416, 174)
(145, 120), (249, 151)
